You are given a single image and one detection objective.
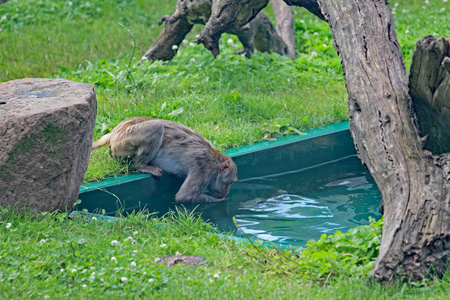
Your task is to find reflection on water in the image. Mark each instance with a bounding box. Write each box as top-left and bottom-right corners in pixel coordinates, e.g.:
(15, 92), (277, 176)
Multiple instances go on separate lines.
(238, 194), (333, 219)
(191, 155), (381, 246)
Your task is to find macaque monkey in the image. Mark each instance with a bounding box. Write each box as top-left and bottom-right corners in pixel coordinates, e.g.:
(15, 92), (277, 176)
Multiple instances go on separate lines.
(92, 117), (238, 203)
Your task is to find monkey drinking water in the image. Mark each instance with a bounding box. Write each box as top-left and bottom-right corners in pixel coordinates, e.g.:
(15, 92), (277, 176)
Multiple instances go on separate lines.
(92, 117), (238, 203)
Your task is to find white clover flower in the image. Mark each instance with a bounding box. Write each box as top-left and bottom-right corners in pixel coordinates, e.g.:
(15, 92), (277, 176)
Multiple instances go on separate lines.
(91, 216), (97, 221)
(133, 250), (138, 253)
(311, 51), (318, 56)
(143, 271), (147, 276)
(91, 272), (96, 277)
(175, 251), (181, 256)
(121, 277), (128, 283)
(149, 278), (154, 283)
(111, 240), (119, 245)
(5, 223), (11, 229)
(60, 268), (65, 272)
(227, 39), (233, 46)
(39, 239), (48, 244)
(160, 243), (167, 248)
(322, 44), (327, 48)
(154, 257), (161, 262)
(190, 58), (196, 63)
(71, 269), (77, 274)
(68, 1), (73, 6)
(172, 45), (178, 50)
(133, 231), (138, 236)
(81, 284), (87, 289)
(213, 273), (220, 278)
(195, 34), (200, 38)
(111, 256), (117, 263)
(141, 56), (148, 61)
(402, 9), (406, 13)
(44, 295), (50, 300)
(182, 39), (189, 45)
(444, 0), (448, 3)
(130, 261), (136, 267)
(394, 2), (399, 7)
(405, 29), (410, 34)
(300, 19), (305, 23)
(126, 236), (133, 241)
(440, 7), (446, 12)
(425, 0), (429, 4)
(287, 79), (291, 83)
(313, 32), (318, 35)
(209, 279), (214, 284)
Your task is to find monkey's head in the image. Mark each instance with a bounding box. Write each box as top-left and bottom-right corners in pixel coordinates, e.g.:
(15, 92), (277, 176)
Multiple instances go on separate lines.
(208, 158), (238, 198)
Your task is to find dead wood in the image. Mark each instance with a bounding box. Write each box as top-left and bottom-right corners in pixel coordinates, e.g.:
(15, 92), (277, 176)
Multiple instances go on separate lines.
(409, 36), (450, 155)
(271, 0), (296, 59)
(140, 0), (291, 63)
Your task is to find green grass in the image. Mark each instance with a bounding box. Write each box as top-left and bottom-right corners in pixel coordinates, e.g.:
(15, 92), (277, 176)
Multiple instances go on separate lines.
(1, 210), (449, 299)
(1, 0), (450, 297)
(2, 0), (448, 181)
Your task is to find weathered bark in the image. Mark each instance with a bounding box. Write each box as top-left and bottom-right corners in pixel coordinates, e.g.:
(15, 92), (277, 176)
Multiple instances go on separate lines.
(140, 0), (289, 62)
(228, 12), (289, 58)
(409, 36), (450, 155)
(195, 0), (270, 57)
(141, 12), (194, 62)
(193, 0), (324, 58)
(283, 0), (325, 21)
(271, 0), (296, 59)
(316, 0), (450, 281)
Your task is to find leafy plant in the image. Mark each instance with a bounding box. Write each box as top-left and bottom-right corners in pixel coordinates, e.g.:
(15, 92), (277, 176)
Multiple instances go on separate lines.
(262, 117), (306, 140)
(240, 217), (383, 282)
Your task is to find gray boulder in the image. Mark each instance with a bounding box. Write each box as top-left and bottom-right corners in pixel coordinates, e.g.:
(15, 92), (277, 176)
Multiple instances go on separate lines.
(0, 78), (97, 213)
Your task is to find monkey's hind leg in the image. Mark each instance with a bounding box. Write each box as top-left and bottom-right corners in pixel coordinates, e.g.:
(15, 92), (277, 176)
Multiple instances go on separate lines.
(114, 120), (164, 177)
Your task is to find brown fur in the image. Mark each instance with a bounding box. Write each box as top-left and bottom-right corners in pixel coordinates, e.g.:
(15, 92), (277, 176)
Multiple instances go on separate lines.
(92, 117), (238, 203)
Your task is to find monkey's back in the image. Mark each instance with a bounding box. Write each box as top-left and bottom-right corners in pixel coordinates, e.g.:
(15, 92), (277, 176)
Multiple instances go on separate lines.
(150, 119), (228, 177)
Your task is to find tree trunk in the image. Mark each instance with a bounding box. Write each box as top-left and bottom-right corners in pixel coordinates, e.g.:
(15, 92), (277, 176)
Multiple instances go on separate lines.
(409, 36), (450, 155)
(271, 0), (296, 59)
(282, 0), (324, 20)
(140, 0), (290, 62)
(228, 12), (289, 58)
(195, 0), (270, 57)
(316, 0), (450, 281)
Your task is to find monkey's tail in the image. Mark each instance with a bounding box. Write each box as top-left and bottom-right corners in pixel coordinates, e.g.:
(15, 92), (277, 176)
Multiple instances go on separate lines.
(92, 133), (112, 150)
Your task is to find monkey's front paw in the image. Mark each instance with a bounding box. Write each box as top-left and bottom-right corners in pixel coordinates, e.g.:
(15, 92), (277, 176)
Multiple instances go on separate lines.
(209, 197), (227, 203)
(138, 165), (163, 177)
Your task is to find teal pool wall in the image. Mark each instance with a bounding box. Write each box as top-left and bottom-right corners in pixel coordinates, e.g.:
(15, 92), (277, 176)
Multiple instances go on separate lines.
(78, 121), (356, 215)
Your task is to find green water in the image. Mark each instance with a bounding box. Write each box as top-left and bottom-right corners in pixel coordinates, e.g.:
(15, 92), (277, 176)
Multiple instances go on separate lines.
(190, 155), (381, 246)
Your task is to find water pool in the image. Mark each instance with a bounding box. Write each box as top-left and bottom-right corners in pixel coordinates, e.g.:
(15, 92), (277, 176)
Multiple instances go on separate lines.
(78, 122), (381, 246)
